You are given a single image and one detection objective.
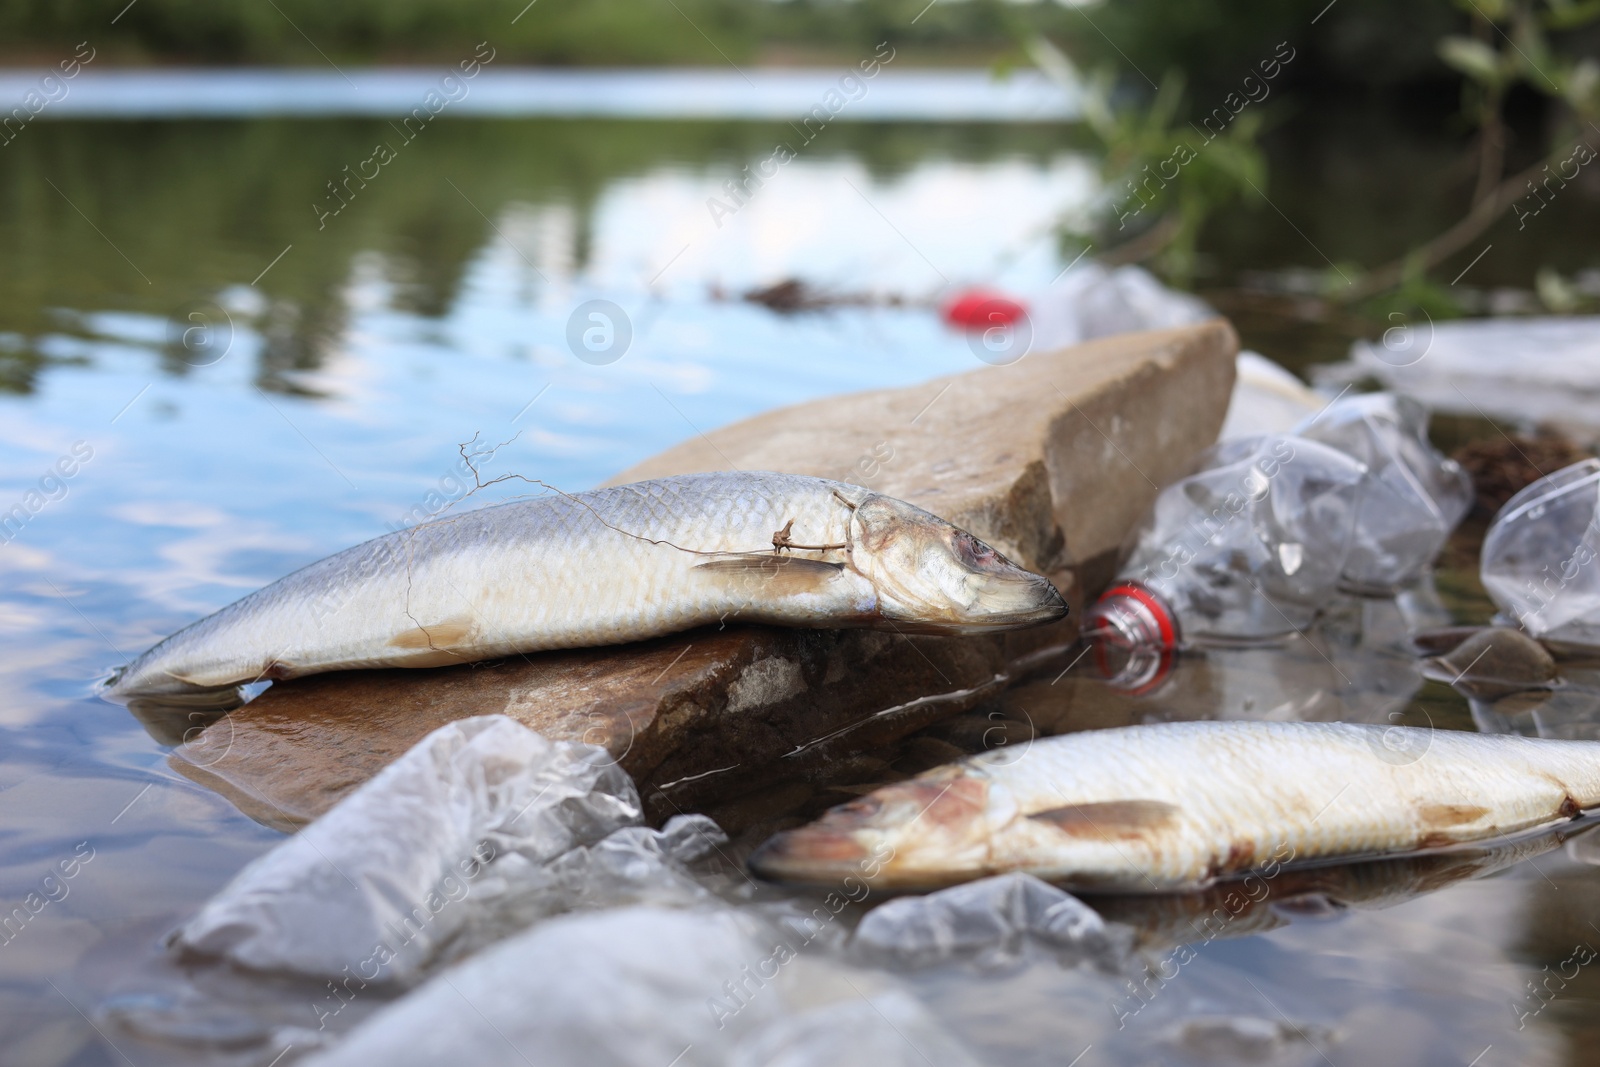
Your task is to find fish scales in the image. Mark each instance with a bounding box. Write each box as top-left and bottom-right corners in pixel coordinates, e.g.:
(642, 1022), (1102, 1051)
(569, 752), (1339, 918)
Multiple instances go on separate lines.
(749, 721), (1600, 892)
(105, 471), (1067, 702)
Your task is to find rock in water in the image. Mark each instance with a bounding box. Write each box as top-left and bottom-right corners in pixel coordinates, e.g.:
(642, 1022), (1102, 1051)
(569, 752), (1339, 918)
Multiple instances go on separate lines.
(613, 322), (1238, 581)
(1423, 626), (1558, 700)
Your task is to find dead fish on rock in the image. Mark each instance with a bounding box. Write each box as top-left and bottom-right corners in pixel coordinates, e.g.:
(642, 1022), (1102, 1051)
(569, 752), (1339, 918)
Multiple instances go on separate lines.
(1420, 626), (1558, 700)
(104, 472), (1066, 706)
(749, 720), (1600, 892)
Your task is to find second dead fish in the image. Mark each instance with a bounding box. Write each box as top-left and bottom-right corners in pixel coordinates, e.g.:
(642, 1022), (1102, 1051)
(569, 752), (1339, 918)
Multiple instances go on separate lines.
(750, 720), (1600, 892)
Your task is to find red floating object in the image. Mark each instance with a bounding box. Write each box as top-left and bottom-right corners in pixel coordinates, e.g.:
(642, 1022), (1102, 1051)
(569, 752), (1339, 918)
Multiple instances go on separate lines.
(941, 289), (1027, 330)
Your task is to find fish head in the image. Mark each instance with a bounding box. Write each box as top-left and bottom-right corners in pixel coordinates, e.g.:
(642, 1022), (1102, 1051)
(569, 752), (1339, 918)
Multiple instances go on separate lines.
(849, 494), (1067, 633)
(748, 767), (999, 889)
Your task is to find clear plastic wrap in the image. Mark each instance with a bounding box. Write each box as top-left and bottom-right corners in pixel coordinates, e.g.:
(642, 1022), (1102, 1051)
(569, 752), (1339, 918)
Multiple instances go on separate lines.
(170, 715), (642, 983)
(1294, 393), (1472, 592)
(851, 873), (1118, 971)
(1481, 458), (1600, 642)
(728, 989), (984, 1067)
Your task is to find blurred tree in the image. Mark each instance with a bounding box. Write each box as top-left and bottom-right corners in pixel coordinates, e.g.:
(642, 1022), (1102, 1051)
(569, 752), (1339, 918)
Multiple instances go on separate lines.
(1340, 0), (1600, 299)
(1035, 0), (1600, 300)
(1029, 36), (1269, 288)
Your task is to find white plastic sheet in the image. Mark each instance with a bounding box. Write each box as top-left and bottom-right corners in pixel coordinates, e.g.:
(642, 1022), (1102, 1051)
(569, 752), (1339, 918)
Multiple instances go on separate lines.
(171, 715), (641, 983)
(1219, 352), (1325, 441)
(1327, 315), (1600, 429)
(303, 905), (982, 1067)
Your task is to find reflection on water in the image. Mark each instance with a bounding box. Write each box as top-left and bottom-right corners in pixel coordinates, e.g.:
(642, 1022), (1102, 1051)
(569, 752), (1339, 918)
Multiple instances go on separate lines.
(1006, 582), (1468, 740)
(0, 69), (1080, 121)
(3, 110), (1600, 1066)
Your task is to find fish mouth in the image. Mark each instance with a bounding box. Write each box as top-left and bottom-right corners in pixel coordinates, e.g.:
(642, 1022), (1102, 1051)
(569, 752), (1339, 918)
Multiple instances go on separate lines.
(749, 773), (995, 889)
(931, 525), (1068, 631)
(888, 571), (1068, 635)
(747, 827), (987, 891)
(965, 571), (1069, 628)
(747, 828), (871, 886)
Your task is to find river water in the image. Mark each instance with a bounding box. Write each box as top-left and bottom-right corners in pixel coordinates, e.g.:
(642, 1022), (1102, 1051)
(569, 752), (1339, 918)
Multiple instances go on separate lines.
(3, 97), (1600, 1066)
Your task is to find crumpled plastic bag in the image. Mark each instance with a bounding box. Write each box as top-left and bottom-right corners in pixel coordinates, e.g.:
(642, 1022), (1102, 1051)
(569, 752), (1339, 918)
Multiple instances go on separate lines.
(1324, 315), (1600, 429)
(851, 872), (1125, 971)
(301, 905), (981, 1067)
(1294, 392), (1473, 592)
(170, 715), (641, 983)
(1029, 263), (1215, 352)
(108, 813), (728, 1053)
(1481, 457), (1600, 641)
(458, 813), (728, 953)
(1219, 352), (1326, 441)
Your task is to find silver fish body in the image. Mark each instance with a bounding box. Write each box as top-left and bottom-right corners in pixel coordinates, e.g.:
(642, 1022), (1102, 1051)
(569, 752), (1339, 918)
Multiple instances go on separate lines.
(749, 720), (1600, 892)
(105, 472), (1066, 703)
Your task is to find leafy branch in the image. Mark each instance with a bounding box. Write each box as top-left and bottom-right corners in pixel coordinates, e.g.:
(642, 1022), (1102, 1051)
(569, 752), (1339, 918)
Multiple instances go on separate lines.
(1029, 35), (1271, 288)
(1035, 0), (1600, 301)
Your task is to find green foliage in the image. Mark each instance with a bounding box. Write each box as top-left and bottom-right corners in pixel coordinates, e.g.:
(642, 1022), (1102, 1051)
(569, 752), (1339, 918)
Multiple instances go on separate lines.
(1440, 0), (1600, 117)
(1371, 269), (1469, 321)
(1031, 37), (1269, 287)
(1047, 0), (1600, 298)
(0, 0), (1091, 66)
(1059, 0), (1464, 96)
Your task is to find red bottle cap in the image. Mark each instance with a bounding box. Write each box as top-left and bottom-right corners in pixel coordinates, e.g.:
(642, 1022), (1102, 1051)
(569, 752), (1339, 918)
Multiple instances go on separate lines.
(1083, 582), (1180, 694)
(941, 289), (1027, 330)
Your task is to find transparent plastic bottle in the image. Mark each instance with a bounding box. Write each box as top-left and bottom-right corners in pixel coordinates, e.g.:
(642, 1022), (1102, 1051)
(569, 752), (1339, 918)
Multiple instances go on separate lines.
(1481, 457), (1600, 643)
(1293, 393), (1472, 593)
(1086, 433), (1369, 651)
(1087, 394), (1472, 669)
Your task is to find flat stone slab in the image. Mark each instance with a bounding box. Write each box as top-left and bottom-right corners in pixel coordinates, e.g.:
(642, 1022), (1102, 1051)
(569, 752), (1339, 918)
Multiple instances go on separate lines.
(610, 321), (1238, 576)
(174, 624), (1071, 831)
(171, 322), (1237, 827)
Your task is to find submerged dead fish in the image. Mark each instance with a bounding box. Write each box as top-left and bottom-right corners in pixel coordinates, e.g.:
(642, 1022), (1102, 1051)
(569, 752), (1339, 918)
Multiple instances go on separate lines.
(749, 720), (1600, 892)
(104, 472), (1065, 704)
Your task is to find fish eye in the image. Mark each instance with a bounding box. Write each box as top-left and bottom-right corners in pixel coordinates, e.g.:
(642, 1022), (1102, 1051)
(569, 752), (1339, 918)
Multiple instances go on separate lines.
(952, 531), (1006, 569)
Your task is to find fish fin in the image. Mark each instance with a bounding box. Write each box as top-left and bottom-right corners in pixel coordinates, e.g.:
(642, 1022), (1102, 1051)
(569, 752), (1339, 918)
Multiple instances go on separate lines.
(388, 615), (474, 650)
(1029, 799), (1180, 838)
(164, 663), (280, 688)
(694, 554), (843, 596)
(1416, 803), (1490, 829)
(165, 668), (230, 687)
